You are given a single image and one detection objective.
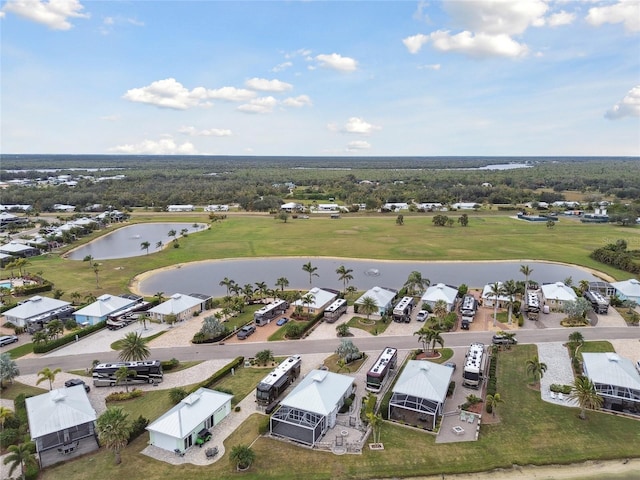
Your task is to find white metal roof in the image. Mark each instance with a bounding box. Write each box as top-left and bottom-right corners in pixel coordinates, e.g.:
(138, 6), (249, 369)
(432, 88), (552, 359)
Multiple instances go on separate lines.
(3, 296), (71, 320)
(73, 294), (137, 318)
(422, 283), (458, 305)
(0, 242), (37, 253)
(481, 282), (512, 302)
(582, 353), (640, 390)
(392, 360), (453, 403)
(541, 282), (578, 302)
(293, 288), (337, 310)
(610, 279), (640, 299)
(26, 387), (96, 439)
(281, 369), (354, 416)
(148, 293), (203, 315)
(355, 286), (396, 308)
(146, 388), (232, 439)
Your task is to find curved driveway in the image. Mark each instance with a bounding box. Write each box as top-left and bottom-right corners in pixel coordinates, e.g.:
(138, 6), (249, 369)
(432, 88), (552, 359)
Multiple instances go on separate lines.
(15, 325), (640, 375)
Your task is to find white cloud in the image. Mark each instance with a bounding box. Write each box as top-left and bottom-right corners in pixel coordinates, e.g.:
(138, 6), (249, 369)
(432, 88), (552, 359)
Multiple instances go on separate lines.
(343, 117), (381, 135)
(2, 0), (89, 30)
(245, 77), (293, 92)
(605, 85), (640, 120)
(315, 53), (358, 72)
(109, 138), (197, 154)
(429, 30), (529, 58)
(100, 114), (120, 121)
(272, 61), (293, 72)
(178, 126), (233, 137)
(123, 78), (209, 109)
(282, 95), (312, 108)
(546, 10), (575, 27)
(586, 0), (640, 33)
(206, 86), (256, 102)
(100, 14), (144, 34)
(0, 11), (5, 19)
(443, 0), (548, 36)
(403, 33), (430, 54)
(418, 63), (441, 71)
(237, 96), (278, 114)
(346, 140), (371, 151)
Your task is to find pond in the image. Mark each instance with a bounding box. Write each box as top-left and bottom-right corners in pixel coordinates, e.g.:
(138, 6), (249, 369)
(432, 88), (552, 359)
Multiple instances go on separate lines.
(66, 223), (208, 260)
(134, 257), (603, 298)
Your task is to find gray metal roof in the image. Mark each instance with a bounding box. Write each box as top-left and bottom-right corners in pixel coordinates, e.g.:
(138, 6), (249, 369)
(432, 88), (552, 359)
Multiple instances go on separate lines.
(281, 370), (354, 416)
(392, 360), (453, 403)
(583, 353), (640, 390)
(26, 387), (96, 439)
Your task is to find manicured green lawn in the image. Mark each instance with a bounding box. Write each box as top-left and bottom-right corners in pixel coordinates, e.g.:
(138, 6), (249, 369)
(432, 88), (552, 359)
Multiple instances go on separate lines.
(39, 343), (640, 480)
(0, 381), (47, 400)
(4, 342), (34, 359)
(346, 316), (391, 335)
(213, 364), (273, 406)
(20, 213), (638, 306)
(322, 353), (368, 373)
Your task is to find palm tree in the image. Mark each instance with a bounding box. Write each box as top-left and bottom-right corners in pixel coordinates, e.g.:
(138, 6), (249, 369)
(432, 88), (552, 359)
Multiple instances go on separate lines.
(568, 331), (584, 348)
(366, 412), (383, 444)
(115, 366), (134, 392)
(336, 265), (354, 294)
(0, 406), (13, 427)
(36, 367), (62, 390)
(83, 254), (94, 267)
(93, 262), (101, 288)
(519, 264), (533, 291)
(3, 442), (37, 480)
(154, 291), (165, 304)
(578, 280), (590, 294)
(301, 293), (315, 320)
(414, 326), (442, 354)
(70, 291), (81, 305)
(140, 241), (151, 254)
(242, 283), (255, 304)
(489, 282), (505, 327)
(525, 356), (548, 384)
(138, 313), (150, 331)
(118, 332), (150, 362)
(432, 299), (448, 329)
(219, 277), (235, 296)
(275, 277), (289, 292)
(254, 281), (268, 302)
(97, 407), (131, 465)
(486, 393), (504, 418)
(404, 271), (430, 296)
(359, 296), (378, 320)
(84, 293), (97, 304)
(155, 241), (163, 250)
(167, 229), (177, 240)
(230, 444), (256, 471)
(428, 328), (444, 353)
(568, 376), (603, 420)
(302, 261), (319, 287)
(503, 279), (518, 324)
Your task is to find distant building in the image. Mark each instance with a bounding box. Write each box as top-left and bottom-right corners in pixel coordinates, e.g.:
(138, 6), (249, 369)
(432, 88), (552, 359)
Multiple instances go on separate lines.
(3, 296), (73, 331)
(204, 204), (229, 212)
(541, 282), (578, 311)
(609, 278), (640, 304)
(293, 287), (338, 315)
(355, 286), (397, 316)
(167, 205), (195, 212)
(147, 293), (209, 323)
(421, 283), (458, 312)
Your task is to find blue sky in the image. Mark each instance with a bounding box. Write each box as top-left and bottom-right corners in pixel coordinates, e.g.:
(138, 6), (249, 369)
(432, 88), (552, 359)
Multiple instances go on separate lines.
(1, 0), (639, 156)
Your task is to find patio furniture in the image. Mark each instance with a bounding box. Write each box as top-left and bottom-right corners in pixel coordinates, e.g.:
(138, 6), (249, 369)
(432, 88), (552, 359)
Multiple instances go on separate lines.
(452, 425), (465, 435)
(550, 391), (557, 400)
(558, 393), (565, 401)
(205, 447), (218, 459)
(467, 414), (474, 424)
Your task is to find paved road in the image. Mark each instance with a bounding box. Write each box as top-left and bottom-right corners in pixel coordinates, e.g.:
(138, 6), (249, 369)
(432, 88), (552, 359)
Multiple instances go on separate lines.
(15, 325), (640, 374)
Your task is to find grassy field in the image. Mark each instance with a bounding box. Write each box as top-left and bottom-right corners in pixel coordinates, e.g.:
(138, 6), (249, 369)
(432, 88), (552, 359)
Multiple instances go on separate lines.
(346, 316), (392, 335)
(6, 213), (639, 305)
(39, 344), (640, 480)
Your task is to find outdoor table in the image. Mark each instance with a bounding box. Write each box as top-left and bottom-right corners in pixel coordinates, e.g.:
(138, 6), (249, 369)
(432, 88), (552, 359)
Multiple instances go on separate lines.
(452, 425), (465, 435)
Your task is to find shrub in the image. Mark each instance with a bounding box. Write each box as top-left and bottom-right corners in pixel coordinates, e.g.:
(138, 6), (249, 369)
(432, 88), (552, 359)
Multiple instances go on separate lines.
(258, 416), (270, 435)
(447, 381), (455, 397)
(0, 428), (20, 448)
(128, 415), (149, 442)
(339, 397), (353, 414)
(162, 358), (180, 371)
(64, 319), (78, 330)
(234, 405), (241, 412)
(105, 389), (144, 402)
(33, 321), (106, 353)
(486, 403), (493, 414)
(169, 387), (188, 405)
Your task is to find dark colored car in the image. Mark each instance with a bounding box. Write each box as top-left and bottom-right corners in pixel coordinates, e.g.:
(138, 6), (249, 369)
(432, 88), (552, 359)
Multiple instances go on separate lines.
(0, 335), (19, 347)
(237, 325), (256, 339)
(276, 317), (289, 326)
(65, 378), (91, 393)
(492, 334), (517, 345)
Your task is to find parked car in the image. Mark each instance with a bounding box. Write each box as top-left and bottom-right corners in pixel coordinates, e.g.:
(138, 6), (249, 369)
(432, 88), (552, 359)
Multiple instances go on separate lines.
(0, 335), (19, 347)
(276, 317), (289, 326)
(64, 378), (90, 393)
(444, 361), (457, 372)
(237, 325), (256, 340)
(492, 334), (518, 345)
(416, 310), (428, 322)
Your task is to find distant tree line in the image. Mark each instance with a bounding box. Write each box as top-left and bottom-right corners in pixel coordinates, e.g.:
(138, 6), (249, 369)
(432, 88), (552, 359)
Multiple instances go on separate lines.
(590, 239), (640, 274)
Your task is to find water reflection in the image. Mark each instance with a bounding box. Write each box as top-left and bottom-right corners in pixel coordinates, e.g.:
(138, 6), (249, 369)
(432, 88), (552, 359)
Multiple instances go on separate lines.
(134, 257), (601, 298)
(67, 223), (207, 260)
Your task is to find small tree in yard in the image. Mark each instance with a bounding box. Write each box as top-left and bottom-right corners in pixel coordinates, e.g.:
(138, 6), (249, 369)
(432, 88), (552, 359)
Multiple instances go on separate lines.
(255, 349), (274, 366)
(336, 323), (350, 337)
(336, 339), (361, 363)
(97, 407), (131, 465)
(568, 376), (603, 420)
(525, 356), (547, 384)
(3, 441), (37, 480)
(366, 412), (383, 444)
(486, 393), (504, 417)
(230, 444), (255, 471)
(564, 298), (592, 323)
(358, 296), (378, 320)
(169, 387), (188, 405)
(199, 315), (226, 341)
(115, 366), (134, 393)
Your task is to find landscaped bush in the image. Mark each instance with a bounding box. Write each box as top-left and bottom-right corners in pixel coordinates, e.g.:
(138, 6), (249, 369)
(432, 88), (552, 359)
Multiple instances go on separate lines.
(105, 389), (144, 402)
(33, 320), (106, 353)
(128, 415), (149, 442)
(12, 282), (53, 296)
(550, 384), (572, 394)
(258, 416), (270, 435)
(161, 358), (180, 371)
(447, 381), (455, 397)
(339, 396), (353, 413)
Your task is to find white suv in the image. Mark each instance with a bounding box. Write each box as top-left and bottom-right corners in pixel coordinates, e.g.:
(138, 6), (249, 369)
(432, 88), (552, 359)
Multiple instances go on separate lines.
(416, 310), (428, 322)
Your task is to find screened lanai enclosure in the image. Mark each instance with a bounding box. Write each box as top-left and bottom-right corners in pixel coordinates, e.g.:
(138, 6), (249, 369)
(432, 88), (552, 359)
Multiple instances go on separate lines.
(388, 360), (453, 431)
(270, 406), (326, 446)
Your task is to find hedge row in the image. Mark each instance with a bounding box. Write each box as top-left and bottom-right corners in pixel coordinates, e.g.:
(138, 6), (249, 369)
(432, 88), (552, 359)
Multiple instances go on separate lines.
(33, 320), (106, 353)
(188, 356), (245, 394)
(13, 282), (53, 296)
